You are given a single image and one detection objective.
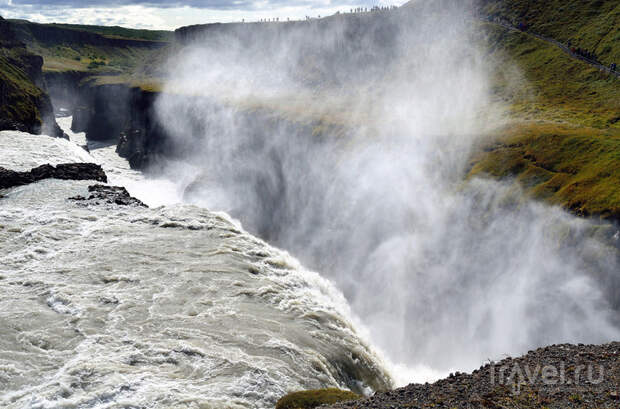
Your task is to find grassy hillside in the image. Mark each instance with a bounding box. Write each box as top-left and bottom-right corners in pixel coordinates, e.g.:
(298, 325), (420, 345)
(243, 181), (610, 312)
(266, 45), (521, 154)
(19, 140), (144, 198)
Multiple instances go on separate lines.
(0, 48), (47, 131)
(468, 0), (620, 221)
(0, 17), (59, 135)
(485, 24), (619, 128)
(34, 44), (162, 75)
(469, 123), (620, 220)
(6, 19), (169, 79)
(479, 0), (620, 67)
(49, 23), (172, 42)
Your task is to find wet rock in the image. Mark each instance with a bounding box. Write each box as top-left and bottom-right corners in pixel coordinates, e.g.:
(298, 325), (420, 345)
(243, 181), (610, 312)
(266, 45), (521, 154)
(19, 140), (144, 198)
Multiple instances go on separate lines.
(54, 163), (106, 182)
(0, 167), (34, 188)
(70, 184), (147, 207)
(0, 163), (107, 189)
(115, 88), (172, 170)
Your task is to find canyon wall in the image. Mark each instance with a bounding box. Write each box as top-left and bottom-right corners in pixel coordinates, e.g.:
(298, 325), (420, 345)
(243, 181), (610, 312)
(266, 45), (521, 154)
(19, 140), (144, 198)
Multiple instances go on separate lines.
(0, 17), (64, 138)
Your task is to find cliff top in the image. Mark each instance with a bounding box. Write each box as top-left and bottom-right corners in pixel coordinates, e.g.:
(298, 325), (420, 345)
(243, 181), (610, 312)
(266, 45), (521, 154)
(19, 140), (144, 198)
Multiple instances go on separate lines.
(7, 18), (171, 44)
(5, 18), (169, 76)
(46, 23), (172, 42)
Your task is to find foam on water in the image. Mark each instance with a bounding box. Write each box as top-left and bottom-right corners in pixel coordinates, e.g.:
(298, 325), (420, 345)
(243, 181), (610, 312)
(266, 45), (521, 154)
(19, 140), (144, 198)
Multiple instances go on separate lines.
(0, 130), (392, 408)
(1, 130), (92, 171)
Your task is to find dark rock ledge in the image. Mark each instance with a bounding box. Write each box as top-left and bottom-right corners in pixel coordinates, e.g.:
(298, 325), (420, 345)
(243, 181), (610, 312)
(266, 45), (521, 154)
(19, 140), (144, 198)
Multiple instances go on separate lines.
(0, 163), (107, 189)
(70, 185), (147, 207)
(324, 342), (620, 409)
(0, 163), (146, 207)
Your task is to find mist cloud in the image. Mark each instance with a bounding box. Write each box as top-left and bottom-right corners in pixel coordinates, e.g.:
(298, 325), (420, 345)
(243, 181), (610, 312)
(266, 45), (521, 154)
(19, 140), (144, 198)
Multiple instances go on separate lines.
(153, 0), (620, 381)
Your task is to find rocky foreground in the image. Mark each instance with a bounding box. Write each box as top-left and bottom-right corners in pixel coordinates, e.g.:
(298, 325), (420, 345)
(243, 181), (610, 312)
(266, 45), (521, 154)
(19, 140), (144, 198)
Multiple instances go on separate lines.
(0, 163), (146, 207)
(70, 184), (147, 207)
(324, 343), (620, 409)
(0, 163), (107, 189)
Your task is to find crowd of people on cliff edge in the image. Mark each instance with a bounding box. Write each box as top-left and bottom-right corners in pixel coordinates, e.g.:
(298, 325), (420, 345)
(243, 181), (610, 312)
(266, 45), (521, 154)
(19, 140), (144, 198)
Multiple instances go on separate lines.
(256, 4), (398, 23)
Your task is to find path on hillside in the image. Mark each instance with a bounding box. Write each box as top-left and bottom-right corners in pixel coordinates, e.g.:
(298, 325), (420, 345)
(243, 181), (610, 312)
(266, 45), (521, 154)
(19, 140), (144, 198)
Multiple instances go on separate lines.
(481, 17), (620, 79)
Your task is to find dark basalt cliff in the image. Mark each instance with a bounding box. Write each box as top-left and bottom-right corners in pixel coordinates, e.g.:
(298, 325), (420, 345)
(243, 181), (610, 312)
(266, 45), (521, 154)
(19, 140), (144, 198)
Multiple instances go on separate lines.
(0, 16), (64, 137)
(54, 79), (173, 170)
(70, 81), (132, 141)
(44, 70), (92, 114)
(115, 88), (172, 169)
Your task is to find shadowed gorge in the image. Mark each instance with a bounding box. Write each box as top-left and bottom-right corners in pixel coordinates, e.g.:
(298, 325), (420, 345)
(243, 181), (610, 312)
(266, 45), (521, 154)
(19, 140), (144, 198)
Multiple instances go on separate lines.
(151, 0), (620, 378)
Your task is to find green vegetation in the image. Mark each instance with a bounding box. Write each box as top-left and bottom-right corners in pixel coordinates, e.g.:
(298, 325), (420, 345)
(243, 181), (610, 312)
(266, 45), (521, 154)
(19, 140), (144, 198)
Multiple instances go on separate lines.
(0, 49), (45, 129)
(275, 388), (360, 409)
(469, 1), (620, 220)
(87, 59), (107, 70)
(484, 24), (619, 128)
(5, 18), (171, 87)
(27, 41), (166, 76)
(469, 122), (620, 220)
(0, 17), (51, 133)
(480, 0), (620, 66)
(49, 23), (173, 42)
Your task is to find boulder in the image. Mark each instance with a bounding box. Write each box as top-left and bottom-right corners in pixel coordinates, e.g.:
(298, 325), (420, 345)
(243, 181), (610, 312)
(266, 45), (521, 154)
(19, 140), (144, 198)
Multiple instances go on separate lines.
(70, 184), (147, 207)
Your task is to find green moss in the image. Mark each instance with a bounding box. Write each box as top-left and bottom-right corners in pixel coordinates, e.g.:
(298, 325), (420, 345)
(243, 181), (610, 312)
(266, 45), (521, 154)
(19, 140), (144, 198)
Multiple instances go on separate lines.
(484, 24), (620, 128)
(275, 388), (360, 409)
(469, 123), (620, 220)
(470, 1), (620, 221)
(0, 44), (47, 131)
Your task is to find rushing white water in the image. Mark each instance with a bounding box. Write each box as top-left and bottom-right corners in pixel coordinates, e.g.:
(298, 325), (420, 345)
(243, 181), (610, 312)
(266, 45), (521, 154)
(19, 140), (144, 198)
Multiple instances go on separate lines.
(2, 4), (619, 407)
(154, 0), (620, 383)
(55, 116), (186, 208)
(1, 129), (92, 172)
(0, 129), (392, 408)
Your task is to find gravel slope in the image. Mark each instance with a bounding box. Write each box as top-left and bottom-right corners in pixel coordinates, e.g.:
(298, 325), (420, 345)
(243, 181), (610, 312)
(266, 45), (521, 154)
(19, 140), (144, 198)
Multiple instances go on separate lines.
(325, 342), (620, 408)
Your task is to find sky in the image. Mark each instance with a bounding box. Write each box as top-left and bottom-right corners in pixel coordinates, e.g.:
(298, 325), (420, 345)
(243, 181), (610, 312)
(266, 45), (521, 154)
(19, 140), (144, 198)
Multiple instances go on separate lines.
(0, 0), (407, 30)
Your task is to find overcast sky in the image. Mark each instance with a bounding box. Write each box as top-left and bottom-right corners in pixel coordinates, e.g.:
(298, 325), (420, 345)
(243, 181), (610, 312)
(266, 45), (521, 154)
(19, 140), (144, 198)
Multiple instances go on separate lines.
(0, 0), (406, 30)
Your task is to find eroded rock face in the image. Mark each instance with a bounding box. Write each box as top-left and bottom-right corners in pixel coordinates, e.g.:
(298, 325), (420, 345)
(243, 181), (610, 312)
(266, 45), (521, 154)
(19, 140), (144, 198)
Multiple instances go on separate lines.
(69, 184), (147, 207)
(0, 17), (65, 138)
(114, 88), (172, 170)
(44, 71), (92, 115)
(70, 83), (132, 141)
(0, 163), (107, 189)
(68, 83), (173, 171)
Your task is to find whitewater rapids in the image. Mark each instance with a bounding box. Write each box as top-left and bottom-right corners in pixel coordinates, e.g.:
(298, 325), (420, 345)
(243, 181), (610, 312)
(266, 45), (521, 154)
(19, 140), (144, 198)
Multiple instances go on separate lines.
(0, 128), (392, 408)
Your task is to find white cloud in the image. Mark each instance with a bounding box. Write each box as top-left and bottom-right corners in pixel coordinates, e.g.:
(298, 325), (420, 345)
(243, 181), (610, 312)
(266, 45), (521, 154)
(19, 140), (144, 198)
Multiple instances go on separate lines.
(0, 1), (409, 29)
